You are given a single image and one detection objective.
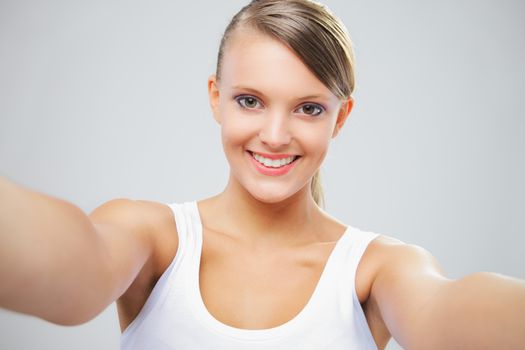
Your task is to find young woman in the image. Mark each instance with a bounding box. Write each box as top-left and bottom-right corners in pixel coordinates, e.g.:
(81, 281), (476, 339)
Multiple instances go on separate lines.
(1, 0), (524, 349)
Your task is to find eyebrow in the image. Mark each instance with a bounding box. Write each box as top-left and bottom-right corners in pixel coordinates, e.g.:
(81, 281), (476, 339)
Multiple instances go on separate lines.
(232, 86), (268, 99)
(231, 85), (330, 102)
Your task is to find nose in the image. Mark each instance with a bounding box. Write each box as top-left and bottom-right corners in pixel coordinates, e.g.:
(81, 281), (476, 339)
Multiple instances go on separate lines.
(258, 109), (292, 149)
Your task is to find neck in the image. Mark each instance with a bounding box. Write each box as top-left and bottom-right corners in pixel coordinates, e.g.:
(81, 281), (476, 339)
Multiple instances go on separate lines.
(205, 174), (324, 246)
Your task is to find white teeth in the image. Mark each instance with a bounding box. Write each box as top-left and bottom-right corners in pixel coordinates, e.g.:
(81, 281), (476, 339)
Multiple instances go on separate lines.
(252, 152), (296, 168)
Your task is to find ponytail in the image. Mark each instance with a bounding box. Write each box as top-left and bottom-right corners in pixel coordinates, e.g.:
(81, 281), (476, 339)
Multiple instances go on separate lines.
(310, 170), (324, 208)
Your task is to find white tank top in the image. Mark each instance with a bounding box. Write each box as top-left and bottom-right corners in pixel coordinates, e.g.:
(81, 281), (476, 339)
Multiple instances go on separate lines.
(121, 201), (379, 350)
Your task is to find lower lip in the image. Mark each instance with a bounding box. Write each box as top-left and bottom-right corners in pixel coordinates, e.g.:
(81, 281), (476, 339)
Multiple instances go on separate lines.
(247, 152), (299, 176)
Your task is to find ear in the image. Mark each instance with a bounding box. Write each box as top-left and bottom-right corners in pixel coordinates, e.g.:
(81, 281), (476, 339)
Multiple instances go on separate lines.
(208, 74), (221, 124)
(332, 97), (354, 138)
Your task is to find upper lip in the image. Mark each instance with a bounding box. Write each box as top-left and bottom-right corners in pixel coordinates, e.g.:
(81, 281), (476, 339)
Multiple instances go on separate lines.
(248, 151), (299, 160)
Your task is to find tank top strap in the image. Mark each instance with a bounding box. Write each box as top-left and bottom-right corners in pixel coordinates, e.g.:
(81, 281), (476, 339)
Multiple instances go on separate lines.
(168, 201), (198, 253)
(120, 202), (197, 343)
(161, 201), (203, 286)
(343, 226), (379, 272)
(334, 226), (379, 330)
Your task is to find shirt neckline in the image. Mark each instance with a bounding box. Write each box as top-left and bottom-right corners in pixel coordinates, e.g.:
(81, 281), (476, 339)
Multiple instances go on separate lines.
(187, 200), (351, 341)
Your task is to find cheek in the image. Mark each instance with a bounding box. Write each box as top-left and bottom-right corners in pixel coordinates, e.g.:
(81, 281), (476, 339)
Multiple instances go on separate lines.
(294, 120), (334, 157)
(220, 111), (257, 150)
(219, 103), (240, 144)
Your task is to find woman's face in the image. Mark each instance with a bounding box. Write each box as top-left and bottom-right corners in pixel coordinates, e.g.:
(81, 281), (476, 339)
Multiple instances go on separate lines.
(208, 29), (352, 204)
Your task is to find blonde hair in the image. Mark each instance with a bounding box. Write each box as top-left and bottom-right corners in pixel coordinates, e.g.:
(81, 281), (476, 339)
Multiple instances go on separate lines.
(216, 0), (356, 208)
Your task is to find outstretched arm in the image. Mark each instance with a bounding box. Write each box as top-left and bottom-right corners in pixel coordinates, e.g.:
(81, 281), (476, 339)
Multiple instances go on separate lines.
(0, 177), (156, 325)
(371, 238), (525, 349)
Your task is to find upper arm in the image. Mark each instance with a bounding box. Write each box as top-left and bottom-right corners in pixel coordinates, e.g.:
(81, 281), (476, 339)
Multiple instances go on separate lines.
(371, 239), (525, 349)
(0, 179), (177, 326)
(368, 237), (450, 349)
(88, 199), (155, 302)
(80, 199), (176, 323)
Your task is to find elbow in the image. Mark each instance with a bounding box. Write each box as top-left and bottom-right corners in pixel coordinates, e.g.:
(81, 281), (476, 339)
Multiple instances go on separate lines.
(38, 280), (116, 326)
(42, 301), (112, 326)
(44, 314), (92, 327)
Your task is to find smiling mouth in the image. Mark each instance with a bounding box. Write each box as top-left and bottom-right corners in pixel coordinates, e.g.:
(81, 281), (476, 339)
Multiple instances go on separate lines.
(248, 151), (301, 168)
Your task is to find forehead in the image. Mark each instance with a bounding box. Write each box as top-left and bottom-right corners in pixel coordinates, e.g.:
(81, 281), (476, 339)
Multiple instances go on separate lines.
(220, 29), (338, 102)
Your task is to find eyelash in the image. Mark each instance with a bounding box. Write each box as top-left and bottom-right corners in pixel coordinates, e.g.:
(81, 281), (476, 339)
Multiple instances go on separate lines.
(235, 95), (263, 110)
(296, 104), (324, 117)
(234, 95), (325, 117)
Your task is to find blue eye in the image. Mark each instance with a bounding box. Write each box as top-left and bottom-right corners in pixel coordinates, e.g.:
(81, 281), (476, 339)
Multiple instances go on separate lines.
(296, 103), (324, 117)
(235, 95), (263, 109)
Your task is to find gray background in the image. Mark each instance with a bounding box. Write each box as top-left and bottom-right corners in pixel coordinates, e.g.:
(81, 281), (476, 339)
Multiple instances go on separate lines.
(1, 0), (524, 349)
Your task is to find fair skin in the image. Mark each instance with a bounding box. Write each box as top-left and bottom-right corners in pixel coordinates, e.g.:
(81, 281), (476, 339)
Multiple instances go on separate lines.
(1, 28), (524, 350)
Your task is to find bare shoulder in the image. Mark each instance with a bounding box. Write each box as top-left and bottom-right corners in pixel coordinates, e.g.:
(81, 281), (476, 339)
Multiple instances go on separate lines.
(368, 235), (444, 276)
(357, 234), (451, 347)
(90, 198), (179, 285)
(358, 234), (446, 301)
(90, 199), (180, 331)
(90, 198), (175, 232)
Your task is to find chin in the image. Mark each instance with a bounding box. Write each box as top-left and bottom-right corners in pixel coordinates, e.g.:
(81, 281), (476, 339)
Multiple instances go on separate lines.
(245, 181), (307, 205)
(251, 192), (289, 204)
